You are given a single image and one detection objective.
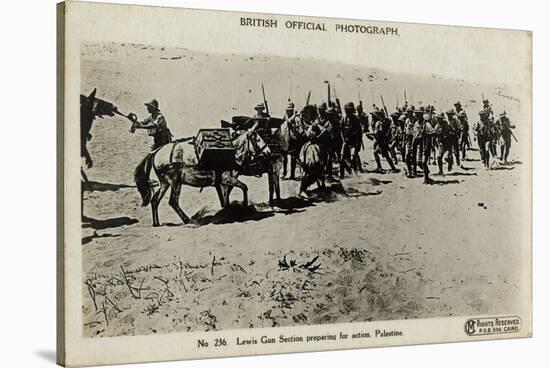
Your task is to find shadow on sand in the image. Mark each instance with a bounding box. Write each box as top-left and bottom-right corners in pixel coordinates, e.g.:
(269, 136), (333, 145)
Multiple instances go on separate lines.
(82, 231), (122, 245)
(82, 181), (134, 192)
(82, 215), (139, 230)
(427, 178), (461, 186)
(447, 171), (478, 177)
(185, 181), (382, 227)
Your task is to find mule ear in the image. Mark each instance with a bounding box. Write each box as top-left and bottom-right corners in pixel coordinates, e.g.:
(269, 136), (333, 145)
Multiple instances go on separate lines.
(88, 88), (97, 100)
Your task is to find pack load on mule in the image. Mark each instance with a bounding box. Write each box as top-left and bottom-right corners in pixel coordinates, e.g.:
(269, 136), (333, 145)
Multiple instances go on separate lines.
(195, 128), (236, 170)
(221, 116), (285, 154)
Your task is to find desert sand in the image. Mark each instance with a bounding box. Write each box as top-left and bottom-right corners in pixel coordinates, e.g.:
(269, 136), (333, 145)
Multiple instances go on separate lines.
(80, 43), (529, 338)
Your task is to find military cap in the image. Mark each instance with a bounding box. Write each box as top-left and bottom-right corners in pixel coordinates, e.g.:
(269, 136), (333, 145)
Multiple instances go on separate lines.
(318, 102), (328, 111)
(255, 103), (265, 110)
(390, 111), (400, 118)
(406, 106), (414, 113)
(458, 111), (467, 118)
(326, 106), (337, 114)
(398, 114), (406, 121)
(479, 110), (489, 116)
(437, 112), (446, 119)
(446, 109), (455, 115)
(286, 102), (295, 111)
(144, 99), (159, 110)
(357, 104), (364, 111)
(483, 99), (489, 104)
(500, 111), (507, 117)
(454, 101), (462, 107)
(344, 102), (356, 111)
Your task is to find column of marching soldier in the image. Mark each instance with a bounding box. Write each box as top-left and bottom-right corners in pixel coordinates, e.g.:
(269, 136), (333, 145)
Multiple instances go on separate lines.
(129, 96), (516, 185)
(272, 97), (516, 184)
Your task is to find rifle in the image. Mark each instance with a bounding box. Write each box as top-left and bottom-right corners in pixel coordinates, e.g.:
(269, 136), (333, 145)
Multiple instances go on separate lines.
(510, 130), (518, 143)
(404, 90), (407, 105)
(332, 86), (342, 114)
(380, 95), (389, 117)
(261, 83), (270, 116)
(325, 81), (331, 106)
(306, 90), (311, 106)
(288, 83), (293, 102)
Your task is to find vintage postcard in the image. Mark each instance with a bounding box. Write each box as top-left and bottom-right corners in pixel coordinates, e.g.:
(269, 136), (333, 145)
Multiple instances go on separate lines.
(57, 1), (532, 366)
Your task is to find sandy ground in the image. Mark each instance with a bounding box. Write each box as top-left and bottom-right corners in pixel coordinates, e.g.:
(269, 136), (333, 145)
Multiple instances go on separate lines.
(80, 43), (530, 338)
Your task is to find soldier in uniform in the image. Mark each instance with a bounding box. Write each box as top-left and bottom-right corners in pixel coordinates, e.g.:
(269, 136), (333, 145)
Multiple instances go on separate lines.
(339, 102), (363, 178)
(281, 102), (303, 180)
(369, 110), (398, 173)
(446, 109), (461, 170)
(420, 113), (436, 184)
(457, 110), (470, 160)
(357, 103), (370, 133)
(388, 112), (402, 164)
(482, 99), (494, 121)
(404, 108), (416, 177)
(434, 112), (453, 175)
(131, 99), (172, 150)
(473, 110), (492, 168)
(254, 103), (270, 118)
(496, 111), (516, 163)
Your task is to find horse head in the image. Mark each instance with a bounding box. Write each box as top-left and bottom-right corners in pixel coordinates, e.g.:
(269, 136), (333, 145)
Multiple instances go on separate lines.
(232, 123), (271, 166)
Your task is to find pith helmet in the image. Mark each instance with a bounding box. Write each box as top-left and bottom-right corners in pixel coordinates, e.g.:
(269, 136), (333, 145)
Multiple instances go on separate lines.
(326, 105), (337, 114)
(319, 102), (328, 111)
(458, 111), (467, 118)
(286, 102), (295, 111)
(454, 101), (462, 107)
(144, 99), (159, 110)
(255, 103), (265, 110)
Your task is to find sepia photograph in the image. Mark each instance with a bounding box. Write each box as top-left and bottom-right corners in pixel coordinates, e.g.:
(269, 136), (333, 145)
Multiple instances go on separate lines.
(80, 37), (529, 337)
(55, 1), (534, 366)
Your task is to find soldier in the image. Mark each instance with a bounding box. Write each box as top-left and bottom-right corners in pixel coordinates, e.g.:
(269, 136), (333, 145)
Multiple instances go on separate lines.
(357, 103), (370, 133)
(420, 113), (437, 184)
(281, 102), (303, 180)
(473, 110), (493, 168)
(496, 111), (516, 163)
(315, 102), (337, 178)
(457, 110), (470, 160)
(411, 109), (425, 176)
(482, 99), (494, 121)
(369, 110), (398, 173)
(254, 103), (270, 118)
(327, 105), (342, 164)
(434, 112), (453, 175)
(339, 102), (363, 178)
(404, 107), (416, 177)
(131, 99), (172, 150)
(453, 101), (467, 119)
(446, 109), (461, 169)
(388, 112), (402, 164)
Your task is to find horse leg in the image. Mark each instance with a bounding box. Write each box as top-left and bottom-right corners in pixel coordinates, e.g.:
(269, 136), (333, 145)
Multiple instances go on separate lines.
(215, 184), (226, 208)
(151, 178), (170, 227)
(268, 169), (275, 205)
(168, 182), (190, 224)
(222, 175), (248, 206)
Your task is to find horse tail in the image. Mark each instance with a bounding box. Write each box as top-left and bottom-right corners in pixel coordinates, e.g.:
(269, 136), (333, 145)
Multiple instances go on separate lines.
(134, 152), (155, 207)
